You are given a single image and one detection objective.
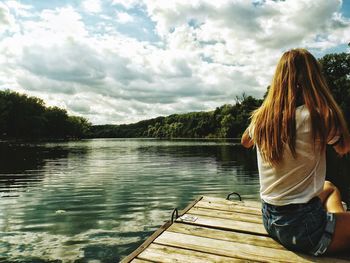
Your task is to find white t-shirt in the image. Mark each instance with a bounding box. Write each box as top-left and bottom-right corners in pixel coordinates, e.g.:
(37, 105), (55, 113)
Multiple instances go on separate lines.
(250, 105), (339, 206)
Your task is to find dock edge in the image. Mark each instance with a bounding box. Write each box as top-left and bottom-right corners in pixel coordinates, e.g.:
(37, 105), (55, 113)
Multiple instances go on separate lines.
(120, 195), (204, 263)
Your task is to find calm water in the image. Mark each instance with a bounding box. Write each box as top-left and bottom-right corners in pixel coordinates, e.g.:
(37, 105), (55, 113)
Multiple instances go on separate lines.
(0, 139), (260, 262)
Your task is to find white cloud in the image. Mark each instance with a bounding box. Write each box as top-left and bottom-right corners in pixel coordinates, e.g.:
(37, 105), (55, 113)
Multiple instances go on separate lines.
(5, 0), (33, 17)
(116, 11), (134, 23)
(145, 0), (346, 49)
(38, 7), (88, 39)
(82, 0), (102, 13)
(111, 0), (143, 9)
(140, 0), (349, 93)
(0, 2), (16, 32)
(0, 0), (349, 124)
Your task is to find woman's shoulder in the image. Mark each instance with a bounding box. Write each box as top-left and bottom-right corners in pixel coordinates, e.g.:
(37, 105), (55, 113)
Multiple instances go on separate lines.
(296, 104), (306, 111)
(296, 104), (310, 128)
(296, 104), (309, 117)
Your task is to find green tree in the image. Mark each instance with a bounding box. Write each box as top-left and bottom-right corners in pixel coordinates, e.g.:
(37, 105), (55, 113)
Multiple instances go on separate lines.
(0, 90), (91, 139)
(319, 53), (350, 125)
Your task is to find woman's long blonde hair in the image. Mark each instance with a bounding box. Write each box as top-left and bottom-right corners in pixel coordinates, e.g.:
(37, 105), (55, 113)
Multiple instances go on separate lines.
(251, 48), (350, 165)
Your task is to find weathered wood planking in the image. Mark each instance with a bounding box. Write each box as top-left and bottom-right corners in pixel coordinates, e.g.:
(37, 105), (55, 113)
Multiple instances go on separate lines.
(122, 196), (350, 263)
(195, 198), (262, 216)
(187, 206), (262, 223)
(203, 196), (262, 208)
(178, 213), (267, 235)
(130, 259), (152, 263)
(136, 243), (244, 263)
(167, 223), (283, 249)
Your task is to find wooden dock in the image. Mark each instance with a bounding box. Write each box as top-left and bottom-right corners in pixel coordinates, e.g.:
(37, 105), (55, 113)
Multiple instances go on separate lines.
(121, 195), (350, 262)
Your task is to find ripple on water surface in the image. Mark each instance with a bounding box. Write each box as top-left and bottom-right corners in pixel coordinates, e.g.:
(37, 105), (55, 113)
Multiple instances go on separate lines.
(0, 139), (260, 262)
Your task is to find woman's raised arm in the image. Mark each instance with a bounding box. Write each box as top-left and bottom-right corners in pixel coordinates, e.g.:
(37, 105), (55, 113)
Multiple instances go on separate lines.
(241, 128), (254, 148)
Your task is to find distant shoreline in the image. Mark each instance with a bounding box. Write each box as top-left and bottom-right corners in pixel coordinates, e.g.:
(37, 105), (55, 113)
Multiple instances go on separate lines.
(0, 137), (242, 143)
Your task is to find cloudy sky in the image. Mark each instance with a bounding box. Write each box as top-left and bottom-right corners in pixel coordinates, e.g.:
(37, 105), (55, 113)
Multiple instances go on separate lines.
(0, 0), (349, 124)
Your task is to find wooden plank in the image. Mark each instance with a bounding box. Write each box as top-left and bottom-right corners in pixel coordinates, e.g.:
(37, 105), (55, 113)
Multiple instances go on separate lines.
(120, 196), (203, 263)
(204, 196), (261, 208)
(180, 196), (204, 215)
(137, 243), (245, 263)
(168, 223), (283, 250)
(187, 206), (262, 224)
(177, 213), (267, 235)
(154, 231), (349, 263)
(121, 220), (172, 263)
(195, 199), (262, 216)
(131, 259), (153, 263)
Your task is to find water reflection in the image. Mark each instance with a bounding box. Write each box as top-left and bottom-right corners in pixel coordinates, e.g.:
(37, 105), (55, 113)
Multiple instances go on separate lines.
(0, 142), (75, 174)
(1, 139), (349, 262)
(0, 139), (259, 262)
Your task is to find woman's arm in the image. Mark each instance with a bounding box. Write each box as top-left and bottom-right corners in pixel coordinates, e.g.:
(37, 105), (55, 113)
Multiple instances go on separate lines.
(332, 138), (350, 156)
(241, 128), (254, 148)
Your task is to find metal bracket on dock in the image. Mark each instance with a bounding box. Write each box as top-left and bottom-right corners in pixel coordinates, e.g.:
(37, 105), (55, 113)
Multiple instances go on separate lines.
(226, 192), (242, 201)
(171, 208), (179, 223)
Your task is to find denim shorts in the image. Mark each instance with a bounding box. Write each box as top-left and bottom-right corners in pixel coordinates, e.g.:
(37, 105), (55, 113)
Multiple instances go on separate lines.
(262, 196), (336, 256)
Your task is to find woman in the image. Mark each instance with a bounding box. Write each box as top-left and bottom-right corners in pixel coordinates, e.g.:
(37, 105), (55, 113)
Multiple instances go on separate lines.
(241, 48), (350, 256)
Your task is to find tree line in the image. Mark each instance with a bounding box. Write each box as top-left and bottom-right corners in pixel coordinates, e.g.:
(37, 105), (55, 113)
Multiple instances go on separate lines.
(0, 90), (91, 139)
(90, 94), (262, 138)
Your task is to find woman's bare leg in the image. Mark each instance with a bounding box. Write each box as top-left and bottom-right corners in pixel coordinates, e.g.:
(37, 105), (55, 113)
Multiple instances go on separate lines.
(318, 181), (345, 213)
(327, 213), (350, 253)
(318, 181), (350, 253)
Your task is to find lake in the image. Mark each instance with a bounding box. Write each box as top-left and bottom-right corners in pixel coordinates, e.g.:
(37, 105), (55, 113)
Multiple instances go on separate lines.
(0, 139), (260, 262)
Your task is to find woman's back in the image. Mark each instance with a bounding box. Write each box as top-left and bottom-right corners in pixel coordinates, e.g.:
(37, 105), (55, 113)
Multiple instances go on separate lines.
(257, 105), (337, 205)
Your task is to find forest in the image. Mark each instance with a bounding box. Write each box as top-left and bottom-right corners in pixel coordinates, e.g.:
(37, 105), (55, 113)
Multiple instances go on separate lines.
(90, 94), (262, 138)
(0, 52), (349, 140)
(0, 90), (91, 139)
